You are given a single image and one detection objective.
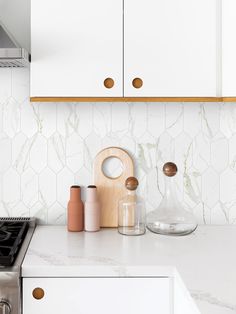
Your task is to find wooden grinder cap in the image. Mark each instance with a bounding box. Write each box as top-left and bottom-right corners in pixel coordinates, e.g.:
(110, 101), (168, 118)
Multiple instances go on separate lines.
(125, 177), (139, 191)
(163, 162), (178, 177)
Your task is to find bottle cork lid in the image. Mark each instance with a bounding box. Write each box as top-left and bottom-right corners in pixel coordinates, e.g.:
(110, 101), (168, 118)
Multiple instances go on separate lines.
(125, 177), (139, 191)
(163, 162), (178, 177)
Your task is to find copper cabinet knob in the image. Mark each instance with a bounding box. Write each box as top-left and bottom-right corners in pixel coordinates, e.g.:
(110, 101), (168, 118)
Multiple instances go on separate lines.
(132, 78), (143, 89)
(163, 162), (178, 177)
(104, 78), (114, 89)
(32, 287), (45, 300)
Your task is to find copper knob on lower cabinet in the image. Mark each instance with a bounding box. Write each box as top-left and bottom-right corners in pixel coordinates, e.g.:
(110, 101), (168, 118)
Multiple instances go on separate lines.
(132, 78), (143, 89)
(32, 287), (45, 300)
(104, 78), (114, 89)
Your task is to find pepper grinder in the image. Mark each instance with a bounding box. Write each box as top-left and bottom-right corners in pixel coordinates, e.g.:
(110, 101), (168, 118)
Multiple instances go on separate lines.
(146, 162), (198, 236)
(84, 185), (100, 232)
(67, 185), (84, 232)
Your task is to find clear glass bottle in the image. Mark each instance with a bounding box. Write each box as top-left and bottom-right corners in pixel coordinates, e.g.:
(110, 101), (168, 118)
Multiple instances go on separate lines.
(118, 177), (146, 236)
(146, 162), (197, 236)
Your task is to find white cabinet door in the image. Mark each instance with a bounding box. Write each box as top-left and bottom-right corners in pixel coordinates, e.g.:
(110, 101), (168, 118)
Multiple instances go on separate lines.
(23, 277), (171, 314)
(31, 0), (123, 97)
(124, 0), (217, 97)
(222, 0), (236, 97)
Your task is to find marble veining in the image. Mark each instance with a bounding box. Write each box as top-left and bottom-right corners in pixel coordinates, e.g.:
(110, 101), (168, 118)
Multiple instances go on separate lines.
(191, 291), (236, 313)
(0, 69), (236, 224)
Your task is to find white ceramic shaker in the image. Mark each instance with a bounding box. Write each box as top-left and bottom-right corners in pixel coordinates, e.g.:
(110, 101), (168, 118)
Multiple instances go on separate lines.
(84, 185), (101, 232)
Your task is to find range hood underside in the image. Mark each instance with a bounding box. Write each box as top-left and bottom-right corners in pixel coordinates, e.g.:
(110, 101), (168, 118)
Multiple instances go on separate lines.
(0, 48), (30, 67)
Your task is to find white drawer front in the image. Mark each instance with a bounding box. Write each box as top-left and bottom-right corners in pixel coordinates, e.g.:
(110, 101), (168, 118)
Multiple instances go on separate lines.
(23, 277), (171, 314)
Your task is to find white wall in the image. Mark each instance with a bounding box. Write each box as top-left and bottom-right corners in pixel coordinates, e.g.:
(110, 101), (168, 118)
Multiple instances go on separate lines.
(0, 69), (236, 225)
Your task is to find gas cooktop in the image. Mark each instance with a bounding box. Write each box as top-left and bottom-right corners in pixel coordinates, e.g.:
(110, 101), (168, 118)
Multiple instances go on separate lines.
(0, 219), (29, 266)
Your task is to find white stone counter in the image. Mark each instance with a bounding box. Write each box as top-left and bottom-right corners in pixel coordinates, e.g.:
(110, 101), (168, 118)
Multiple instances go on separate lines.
(22, 226), (236, 314)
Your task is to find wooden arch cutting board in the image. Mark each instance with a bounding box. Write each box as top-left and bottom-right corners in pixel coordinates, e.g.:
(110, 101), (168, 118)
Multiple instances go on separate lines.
(94, 147), (134, 227)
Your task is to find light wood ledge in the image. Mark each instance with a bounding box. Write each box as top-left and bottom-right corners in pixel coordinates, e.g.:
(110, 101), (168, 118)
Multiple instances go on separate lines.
(30, 97), (229, 102)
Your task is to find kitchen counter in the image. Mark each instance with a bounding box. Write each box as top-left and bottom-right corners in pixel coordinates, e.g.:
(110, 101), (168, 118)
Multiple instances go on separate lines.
(22, 226), (236, 314)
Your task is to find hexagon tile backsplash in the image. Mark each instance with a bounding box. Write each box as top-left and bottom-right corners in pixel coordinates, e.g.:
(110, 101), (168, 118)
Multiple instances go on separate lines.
(0, 68), (236, 225)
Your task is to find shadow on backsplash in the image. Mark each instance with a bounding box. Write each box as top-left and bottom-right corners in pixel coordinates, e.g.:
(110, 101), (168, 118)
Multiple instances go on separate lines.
(0, 68), (236, 225)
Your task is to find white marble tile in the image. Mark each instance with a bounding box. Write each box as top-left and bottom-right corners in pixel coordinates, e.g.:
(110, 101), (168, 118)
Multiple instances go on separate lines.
(21, 101), (39, 136)
(11, 201), (30, 218)
(38, 102), (57, 138)
(2, 167), (20, 205)
(66, 133), (84, 172)
(202, 168), (219, 208)
(11, 68), (29, 103)
(2, 97), (21, 138)
(48, 132), (66, 173)
(147, 103), (165, 138)
(30, 134), (47, 173)
(183, 167), (201, 209)
(39, 168), (57, 207)
(228, 134), (236, 171)
(0, 69), (11, 103)
(220, 168), (236, 204)
(30, 201), (48, 224)
(174, 132), (193, 173)
(84, 132), (102, 171)
(48, 202), (66, 225)
(21, 168), (38, 208)
(12, 132), (31, 174)
(0, 132), (11, 173)
(57, 168), (74, 208)
(111, 103), (129, 137)
(165, 102), (184, 138)
(93, 103), (112, 138)
(220, 103), (236, 138)
(211, 133), (229, 173)
(192, 132), (211, 173)
(76, 103), (93, 139)
(129, 103), (147, 138)
(201, 103), (220, 139)
(183, 103), (202, 138)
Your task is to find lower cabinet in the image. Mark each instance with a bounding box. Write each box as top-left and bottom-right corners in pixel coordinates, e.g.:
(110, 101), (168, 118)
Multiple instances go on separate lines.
(23, 277), (171, 314)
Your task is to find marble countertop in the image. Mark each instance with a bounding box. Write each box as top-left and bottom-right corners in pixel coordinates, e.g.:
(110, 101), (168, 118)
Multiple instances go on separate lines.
(22, 226), (236, 314)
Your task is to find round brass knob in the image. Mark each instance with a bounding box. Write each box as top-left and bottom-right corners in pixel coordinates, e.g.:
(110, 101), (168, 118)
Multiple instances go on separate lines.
(163, 162), (178, 177)
(32, 287), (45, 300)
(104, 78), (114, 89)
(125, 177), (139, 191)
(132, 78), (143, 89)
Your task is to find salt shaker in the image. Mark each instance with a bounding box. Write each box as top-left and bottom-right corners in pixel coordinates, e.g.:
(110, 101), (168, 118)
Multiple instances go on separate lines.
(84, 185), (100, 232)
(67, 185), (84, 232)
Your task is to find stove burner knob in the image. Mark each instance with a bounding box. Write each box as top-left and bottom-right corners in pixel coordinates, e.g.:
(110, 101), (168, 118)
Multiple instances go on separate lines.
(0, 300), (11, 314)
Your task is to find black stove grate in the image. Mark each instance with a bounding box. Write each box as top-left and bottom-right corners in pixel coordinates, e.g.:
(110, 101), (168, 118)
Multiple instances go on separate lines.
(0, 221), (29, 266)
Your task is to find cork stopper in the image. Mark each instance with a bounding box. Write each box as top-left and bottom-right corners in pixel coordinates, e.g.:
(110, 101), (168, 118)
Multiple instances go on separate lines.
(125, 177), (139, 191)
(163, 162), (178, 177)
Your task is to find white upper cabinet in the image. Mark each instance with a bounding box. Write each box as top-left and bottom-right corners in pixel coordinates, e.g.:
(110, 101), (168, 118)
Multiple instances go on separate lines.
(124, 0), (218, 97)
(31, 0), (123, 97)
(222, 0), (236, 97)
(31, 0), (219, 99)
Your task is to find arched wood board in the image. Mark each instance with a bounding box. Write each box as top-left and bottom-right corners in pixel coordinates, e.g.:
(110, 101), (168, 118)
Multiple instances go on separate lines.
(94, 147), (134, 227)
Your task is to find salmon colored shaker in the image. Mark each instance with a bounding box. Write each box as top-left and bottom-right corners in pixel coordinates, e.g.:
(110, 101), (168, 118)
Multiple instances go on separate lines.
(67, 185), (84, 232)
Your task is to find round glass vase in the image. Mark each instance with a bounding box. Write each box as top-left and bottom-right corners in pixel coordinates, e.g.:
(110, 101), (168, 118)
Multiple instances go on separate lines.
(146, 162), (197, 236)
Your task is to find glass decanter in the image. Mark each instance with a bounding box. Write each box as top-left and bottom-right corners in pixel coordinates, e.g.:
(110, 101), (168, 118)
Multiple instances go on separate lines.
(146, 162), (197, 236)
(118, 177), (146, 236)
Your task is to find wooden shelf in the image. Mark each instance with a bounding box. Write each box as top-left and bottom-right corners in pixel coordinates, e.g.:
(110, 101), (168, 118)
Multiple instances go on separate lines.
(30, 97), (226, 102)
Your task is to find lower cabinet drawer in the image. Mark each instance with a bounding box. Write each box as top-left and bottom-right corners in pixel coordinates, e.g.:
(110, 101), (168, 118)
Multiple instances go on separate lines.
(23, 277), (171, 314)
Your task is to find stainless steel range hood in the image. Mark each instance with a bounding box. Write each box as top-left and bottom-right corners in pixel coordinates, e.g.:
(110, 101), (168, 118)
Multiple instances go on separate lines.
(0, 22), (30, 68)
